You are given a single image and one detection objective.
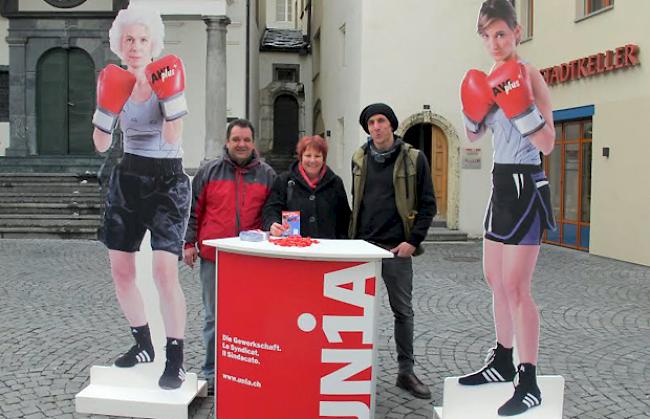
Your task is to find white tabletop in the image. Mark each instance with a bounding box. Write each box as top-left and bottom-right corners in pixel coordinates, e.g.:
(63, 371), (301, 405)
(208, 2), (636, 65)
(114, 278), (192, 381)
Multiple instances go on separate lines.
(203, 237), (394, 261)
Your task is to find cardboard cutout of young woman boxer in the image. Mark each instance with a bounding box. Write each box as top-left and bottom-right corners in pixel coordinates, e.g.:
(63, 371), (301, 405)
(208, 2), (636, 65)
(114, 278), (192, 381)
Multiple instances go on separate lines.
(92, 4), (190, 390)
(458, 0), (556, 416)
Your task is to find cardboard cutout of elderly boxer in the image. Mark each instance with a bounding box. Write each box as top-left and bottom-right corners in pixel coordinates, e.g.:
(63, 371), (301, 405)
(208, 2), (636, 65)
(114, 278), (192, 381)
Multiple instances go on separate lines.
(458, 0), (556, 415)
(92, 4), (190, 390)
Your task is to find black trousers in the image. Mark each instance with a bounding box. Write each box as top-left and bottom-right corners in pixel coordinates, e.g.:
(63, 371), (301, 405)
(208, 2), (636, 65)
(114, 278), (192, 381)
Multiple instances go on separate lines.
(382, 256), (415, 374)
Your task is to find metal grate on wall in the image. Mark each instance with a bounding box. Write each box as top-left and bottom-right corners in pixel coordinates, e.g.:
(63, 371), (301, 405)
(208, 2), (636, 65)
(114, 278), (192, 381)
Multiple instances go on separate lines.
(0, 67), (8, 122)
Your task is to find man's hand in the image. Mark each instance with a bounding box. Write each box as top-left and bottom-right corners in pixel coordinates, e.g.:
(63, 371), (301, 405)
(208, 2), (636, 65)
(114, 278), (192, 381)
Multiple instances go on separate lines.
(183, 246), (198, 268)
(390, 242), (416, 258)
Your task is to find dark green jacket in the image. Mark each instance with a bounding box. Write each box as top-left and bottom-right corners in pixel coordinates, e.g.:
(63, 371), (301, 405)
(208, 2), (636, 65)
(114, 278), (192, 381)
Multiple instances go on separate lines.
(349, 140), (436, 249)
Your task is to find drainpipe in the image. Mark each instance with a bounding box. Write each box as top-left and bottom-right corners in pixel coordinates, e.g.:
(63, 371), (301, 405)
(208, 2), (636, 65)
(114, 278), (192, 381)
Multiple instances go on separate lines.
(245, 0), (251, 118)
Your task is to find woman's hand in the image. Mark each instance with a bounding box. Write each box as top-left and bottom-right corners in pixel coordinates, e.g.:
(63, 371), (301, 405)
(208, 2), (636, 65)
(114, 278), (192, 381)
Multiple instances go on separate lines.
(269, 222), (288, 237)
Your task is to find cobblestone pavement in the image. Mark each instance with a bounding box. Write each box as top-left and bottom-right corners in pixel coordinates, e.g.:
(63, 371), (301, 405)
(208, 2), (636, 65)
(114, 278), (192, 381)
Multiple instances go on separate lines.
(0, 239), (649, 418)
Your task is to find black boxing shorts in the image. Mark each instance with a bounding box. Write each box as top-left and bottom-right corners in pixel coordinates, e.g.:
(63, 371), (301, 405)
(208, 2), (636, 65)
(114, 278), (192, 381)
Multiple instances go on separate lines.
(484, 163), (556, 245)
(99, 153), (191, 256)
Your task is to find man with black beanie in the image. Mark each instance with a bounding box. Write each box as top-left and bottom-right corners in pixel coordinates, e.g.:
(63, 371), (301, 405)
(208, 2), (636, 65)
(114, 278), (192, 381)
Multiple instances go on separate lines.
(349, 102), (437, 399)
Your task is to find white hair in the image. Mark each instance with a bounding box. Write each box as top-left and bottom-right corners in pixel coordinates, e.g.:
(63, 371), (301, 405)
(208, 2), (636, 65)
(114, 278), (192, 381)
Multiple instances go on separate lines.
(108, 5), (165, 61)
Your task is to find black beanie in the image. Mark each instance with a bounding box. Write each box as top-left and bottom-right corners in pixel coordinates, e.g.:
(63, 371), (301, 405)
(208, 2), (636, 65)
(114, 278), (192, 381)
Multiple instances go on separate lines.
(359, 103), (399, 134)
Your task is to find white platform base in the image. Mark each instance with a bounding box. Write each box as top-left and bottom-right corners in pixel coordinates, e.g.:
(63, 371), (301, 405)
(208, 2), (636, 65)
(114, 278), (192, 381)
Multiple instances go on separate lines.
(75, 365), (207, 419)
(434, 376), (564, 419)
(76, 232), (207, 418)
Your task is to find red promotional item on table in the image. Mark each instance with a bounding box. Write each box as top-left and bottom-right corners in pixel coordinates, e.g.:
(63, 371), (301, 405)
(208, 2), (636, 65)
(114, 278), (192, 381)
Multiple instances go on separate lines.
(269, 236), (319, 247)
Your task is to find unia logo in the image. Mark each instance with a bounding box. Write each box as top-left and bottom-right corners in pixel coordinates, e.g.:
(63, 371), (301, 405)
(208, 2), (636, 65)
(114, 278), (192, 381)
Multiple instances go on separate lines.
(317, 264), (375, 419)
(492, 78), (521, 96)
(150, 65), (176, 84)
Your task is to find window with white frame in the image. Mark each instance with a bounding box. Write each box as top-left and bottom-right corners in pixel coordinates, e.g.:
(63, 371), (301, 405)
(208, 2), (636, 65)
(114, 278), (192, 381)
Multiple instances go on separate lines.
(585, 0), (613, 14)
(577, 0), (614, 20)
(518, 0), (533, 41)
(276, 0), (293, 22)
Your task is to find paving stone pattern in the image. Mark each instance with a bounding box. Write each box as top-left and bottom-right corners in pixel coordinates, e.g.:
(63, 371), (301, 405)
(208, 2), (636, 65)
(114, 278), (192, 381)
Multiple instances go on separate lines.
(0, 239), (648, 418)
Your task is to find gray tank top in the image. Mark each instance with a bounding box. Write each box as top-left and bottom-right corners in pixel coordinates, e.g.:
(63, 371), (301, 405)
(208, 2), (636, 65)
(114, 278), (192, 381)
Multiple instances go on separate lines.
(484, 106), (541, 165)
(119, 93), (183, 159)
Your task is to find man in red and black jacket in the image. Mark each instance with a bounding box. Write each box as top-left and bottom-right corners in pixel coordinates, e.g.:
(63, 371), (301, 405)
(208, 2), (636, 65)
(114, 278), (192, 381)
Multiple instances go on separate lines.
(183, 119), (276, 391)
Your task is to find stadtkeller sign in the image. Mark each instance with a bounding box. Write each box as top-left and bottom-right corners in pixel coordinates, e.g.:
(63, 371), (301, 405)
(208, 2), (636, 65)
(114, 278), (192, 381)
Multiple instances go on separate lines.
(540, 44), (640, 86)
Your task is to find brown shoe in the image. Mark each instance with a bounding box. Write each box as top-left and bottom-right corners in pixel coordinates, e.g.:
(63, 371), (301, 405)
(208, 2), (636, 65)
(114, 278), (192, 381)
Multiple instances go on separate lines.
(396, 372), (432, 399)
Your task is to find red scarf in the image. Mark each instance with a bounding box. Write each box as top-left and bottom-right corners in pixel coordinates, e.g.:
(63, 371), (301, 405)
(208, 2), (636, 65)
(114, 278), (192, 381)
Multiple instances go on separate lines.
(298, 163), (326, 189)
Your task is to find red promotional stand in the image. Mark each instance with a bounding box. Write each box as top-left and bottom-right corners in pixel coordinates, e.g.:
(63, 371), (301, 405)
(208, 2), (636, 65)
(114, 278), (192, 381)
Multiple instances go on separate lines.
(203, 238), (393, 419)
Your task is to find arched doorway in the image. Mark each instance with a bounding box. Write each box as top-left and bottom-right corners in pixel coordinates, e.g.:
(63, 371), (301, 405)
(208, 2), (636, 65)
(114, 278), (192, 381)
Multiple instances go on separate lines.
(36, 47), (95, 155)
(273, 94), (299, 155)
(403, 123), (449, 219)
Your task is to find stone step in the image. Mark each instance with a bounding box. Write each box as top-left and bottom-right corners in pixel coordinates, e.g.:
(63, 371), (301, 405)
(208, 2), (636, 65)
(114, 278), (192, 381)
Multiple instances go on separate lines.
(0, 191), (100, 198)
(0, 185), (101, 194)
(0, 172), (96, 177)
(0, 166), (102, 174)
(0, 202), (101, 215)
(0, 217), (101, 227)
(0, 156), (103, 174)
(0, 174), (99, 184)
(0, 171), (104, 239)
(0, 195), (102, 204)
(431, 216), (447, 228)
(0, 214), (101, 220)
(0, 227), (98, 240)
(424, 226), (469, 242)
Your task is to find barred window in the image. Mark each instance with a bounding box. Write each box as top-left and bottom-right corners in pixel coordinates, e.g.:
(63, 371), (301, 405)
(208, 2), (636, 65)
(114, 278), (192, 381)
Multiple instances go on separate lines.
(273, 65), (299, 83)
(0, 67), (8, 122)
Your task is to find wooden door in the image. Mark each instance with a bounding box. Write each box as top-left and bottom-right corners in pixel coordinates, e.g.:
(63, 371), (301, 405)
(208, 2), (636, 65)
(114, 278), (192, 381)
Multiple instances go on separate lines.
(37, 47), (95, 155)
(67, 48), (95, 154)
(37, 48), (68, 154)
(431, 125), (448, 218)
(273, 94), (299, 155)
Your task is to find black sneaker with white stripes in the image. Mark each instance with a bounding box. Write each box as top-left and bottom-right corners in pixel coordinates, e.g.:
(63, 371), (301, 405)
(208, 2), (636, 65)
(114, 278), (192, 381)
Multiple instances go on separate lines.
(458, 342), (516, 385)
(114, 343), (155, 367)
(498, 363), (542, 416)
(158, 338), (185, 390)
(114, 324), (155, 368)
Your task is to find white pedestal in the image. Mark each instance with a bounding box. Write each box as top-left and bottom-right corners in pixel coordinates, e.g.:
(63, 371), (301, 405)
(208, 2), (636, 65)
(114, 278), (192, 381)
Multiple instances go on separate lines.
(434, 376), (565, 419)
(75, 232), (206, 419)
(75, 365), (207, 419)
(205, 238), (393, 418)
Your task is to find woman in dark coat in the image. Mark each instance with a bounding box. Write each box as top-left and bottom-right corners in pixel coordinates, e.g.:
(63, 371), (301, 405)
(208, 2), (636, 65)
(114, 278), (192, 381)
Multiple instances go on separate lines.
(263, 135), (350, 239)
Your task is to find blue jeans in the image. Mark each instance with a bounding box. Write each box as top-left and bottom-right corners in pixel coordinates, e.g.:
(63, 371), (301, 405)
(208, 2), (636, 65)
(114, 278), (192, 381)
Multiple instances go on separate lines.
(382, 256), (415, 374)
(200, 259), (216, 382)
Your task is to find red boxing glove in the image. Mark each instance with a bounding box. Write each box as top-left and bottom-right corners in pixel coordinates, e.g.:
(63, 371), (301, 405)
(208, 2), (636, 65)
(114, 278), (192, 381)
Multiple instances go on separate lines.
(487, 59), (545, 136)
(145, 54), (188, 121)
(92, 64), (136, 134)
(460, 69), (494, 133)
